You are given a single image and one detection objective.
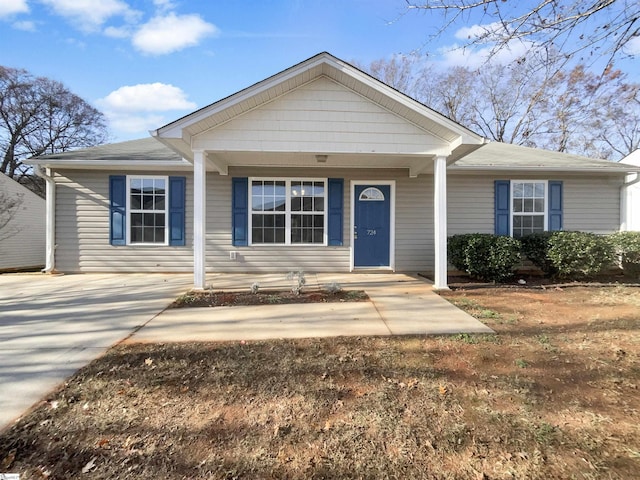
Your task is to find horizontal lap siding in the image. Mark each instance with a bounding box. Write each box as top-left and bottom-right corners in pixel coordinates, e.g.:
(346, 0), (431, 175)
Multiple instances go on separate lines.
(54, 170), (193, 272)
(395, 176), (433, 272)
(193, 77), (446, 154)
(447, 173), (622, 235)
(564, 176), (621, 233)
(0, 175), (45, 270)
(448, 175), (494, 234)
(213, 167), (434, 273)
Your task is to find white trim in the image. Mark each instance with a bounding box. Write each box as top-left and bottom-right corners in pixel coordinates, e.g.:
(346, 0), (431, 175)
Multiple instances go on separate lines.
(350, 180), (396, 271)
(193, 150), (207, 290)
(248, 177), (328, 246)
(433, 155), (448, 290)
(125, 175), (169, 246)
(509, 180), (548, 237)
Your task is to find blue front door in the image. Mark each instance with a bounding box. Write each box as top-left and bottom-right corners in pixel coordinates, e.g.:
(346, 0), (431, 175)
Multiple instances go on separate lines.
(354, 184), (391, 267)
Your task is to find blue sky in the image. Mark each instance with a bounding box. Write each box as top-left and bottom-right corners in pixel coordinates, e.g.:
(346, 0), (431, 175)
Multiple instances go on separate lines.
(1, 0), (639, 142)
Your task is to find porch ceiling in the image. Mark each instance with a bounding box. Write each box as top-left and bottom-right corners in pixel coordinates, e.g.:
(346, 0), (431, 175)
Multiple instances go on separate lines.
(203, 151), (437, 177)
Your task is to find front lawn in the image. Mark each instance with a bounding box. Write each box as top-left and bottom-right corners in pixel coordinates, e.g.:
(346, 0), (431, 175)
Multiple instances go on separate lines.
(1, 286), (638, 479)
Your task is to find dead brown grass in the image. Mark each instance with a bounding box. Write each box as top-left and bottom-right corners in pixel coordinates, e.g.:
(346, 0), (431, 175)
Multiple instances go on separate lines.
(0, 286), (638, 479)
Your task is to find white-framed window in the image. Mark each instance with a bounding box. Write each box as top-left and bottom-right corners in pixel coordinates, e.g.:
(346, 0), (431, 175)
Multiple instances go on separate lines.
(127, 175), (169, 245)
(249, 178), (327, 245)
(511, 180), (547, 238)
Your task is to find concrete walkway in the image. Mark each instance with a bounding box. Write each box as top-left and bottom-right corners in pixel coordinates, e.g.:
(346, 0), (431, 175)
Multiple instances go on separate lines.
(130, 273), (493, 342)
(0, 271), (491, 432)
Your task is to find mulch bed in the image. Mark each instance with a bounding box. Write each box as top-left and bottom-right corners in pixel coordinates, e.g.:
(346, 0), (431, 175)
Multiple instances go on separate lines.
(170, 289), (369, 308)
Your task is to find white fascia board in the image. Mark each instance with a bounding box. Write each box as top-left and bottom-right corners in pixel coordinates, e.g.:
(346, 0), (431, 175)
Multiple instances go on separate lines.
(25, 159), (192, 170)
(448, 165), (640, 174)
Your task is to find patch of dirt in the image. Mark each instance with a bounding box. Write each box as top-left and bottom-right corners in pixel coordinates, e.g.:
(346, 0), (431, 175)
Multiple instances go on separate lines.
(1, 286), (639, 479)
(170, 289), (369, 307)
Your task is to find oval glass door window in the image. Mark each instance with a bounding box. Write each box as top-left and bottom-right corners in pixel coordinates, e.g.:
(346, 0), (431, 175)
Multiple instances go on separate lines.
(359, 187), (385, 201)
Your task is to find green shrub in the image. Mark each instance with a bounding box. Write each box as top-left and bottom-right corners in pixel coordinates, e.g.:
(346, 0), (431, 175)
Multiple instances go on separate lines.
(610, 231), (640, 278)
(547, 231), (615, 279)
(447, 234), (474, 272)
(520, 232), (557, 276)
(448, 234), (522, 282)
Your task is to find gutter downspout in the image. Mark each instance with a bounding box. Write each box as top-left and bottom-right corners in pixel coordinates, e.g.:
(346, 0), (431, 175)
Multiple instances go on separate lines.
(34, 165), (56, 273)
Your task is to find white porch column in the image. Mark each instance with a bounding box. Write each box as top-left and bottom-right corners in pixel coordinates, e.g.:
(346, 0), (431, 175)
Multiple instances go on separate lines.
(433, 155), (449, 290)
(193, 149), (207, 290)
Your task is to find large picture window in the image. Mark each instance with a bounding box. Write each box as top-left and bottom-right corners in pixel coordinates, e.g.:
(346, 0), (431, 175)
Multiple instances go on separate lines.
(512, 181), (546, 238)
(250, 178), (326, 245)
(127, 176), (168, 245)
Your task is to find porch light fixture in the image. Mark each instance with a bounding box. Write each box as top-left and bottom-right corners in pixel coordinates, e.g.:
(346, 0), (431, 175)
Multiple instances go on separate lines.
(315, 154), (328, 163)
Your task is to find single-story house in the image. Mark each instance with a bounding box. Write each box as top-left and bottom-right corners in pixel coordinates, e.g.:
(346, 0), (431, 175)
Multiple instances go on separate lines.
(0, 173), (45, 271)
(27, 52), (640, 289)
(621, 149), (640, 231)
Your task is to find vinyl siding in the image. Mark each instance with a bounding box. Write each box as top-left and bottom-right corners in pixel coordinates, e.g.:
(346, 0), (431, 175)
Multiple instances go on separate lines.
(192, 77), (448, 155)
(54, 170), (193, 272)
(212, 167), (434, 273)
(54, 167), (436, 274)
(0, 174), (45, 270)
(448, 173), (623, 235)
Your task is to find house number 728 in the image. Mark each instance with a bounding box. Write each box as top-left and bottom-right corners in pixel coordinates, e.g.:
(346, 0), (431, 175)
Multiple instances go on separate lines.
(367, 229), (377, 236)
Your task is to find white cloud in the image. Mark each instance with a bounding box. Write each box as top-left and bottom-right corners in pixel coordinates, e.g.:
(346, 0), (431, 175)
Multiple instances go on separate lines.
(625, 36), (640, 55)
(97, 82), (197, 136)
(39, 0), (140, 31)
(439, 40), (536, 69)
(153, 0), (176, 13)
(455, 22), (505, 42)
(98, 83), (197, 112)
(103, 25), (130, 38)
(132, 12), (218, 55)
(13, 19), (35, 31)
(0, 0), (28, 17)
(104, 112), (167, 136)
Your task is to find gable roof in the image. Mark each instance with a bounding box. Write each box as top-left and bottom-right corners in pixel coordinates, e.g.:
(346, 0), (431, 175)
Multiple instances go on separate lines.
(450, 142), (640, 173)
(152, 52), (486, 160)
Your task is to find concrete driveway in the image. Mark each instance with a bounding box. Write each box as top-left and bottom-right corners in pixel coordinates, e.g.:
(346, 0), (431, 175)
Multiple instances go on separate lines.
(0, 273), (191, 431)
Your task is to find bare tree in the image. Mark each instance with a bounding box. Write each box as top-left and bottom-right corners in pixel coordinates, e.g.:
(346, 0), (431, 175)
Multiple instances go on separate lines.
(405, 0), (640, 65)
(0, 66), (108, 195)
(361, 54), (640, 160)
(0, 188), (23, 242)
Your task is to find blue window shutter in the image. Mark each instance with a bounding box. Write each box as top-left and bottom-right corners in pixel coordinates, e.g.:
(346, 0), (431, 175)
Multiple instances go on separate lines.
(548, 180), (563, 231)
(494, 180), (510, 235)
(169, 176), (186, 246)
(109, 175), (126, 246)
(327, 178), (344, 246)
(232, 177), (248, 246)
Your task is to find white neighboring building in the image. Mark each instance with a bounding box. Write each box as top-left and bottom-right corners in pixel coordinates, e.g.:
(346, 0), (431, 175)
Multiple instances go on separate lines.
(621, 150), (640, 231)
(0, 173), (45, 271)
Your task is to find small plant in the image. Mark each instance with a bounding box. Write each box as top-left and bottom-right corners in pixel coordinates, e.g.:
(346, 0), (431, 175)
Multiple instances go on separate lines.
(286, 270), (306, 295)
(324, 281), (342, 294)
(453, 333), (479, 344)
(547, 231), (615, 279)
(515, 358), (529, 368)
(250, 282), (260, 294)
